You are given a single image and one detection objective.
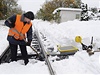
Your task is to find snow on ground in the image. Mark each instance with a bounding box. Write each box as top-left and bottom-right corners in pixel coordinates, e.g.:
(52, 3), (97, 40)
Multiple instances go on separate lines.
(0, 19), (100, 74)
(0, 24), (9, 55)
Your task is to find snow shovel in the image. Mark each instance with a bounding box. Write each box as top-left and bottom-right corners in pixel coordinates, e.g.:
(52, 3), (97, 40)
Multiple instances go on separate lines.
(75, 36), (94, 55)
(11, 28), (42, 58)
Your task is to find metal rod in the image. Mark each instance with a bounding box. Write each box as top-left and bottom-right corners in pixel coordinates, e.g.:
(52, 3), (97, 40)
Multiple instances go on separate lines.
(36, 31), (56, 75)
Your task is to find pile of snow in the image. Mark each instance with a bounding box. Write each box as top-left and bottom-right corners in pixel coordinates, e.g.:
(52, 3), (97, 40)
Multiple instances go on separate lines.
(0, 24), (9, 55)
(0, 19), (100, 74)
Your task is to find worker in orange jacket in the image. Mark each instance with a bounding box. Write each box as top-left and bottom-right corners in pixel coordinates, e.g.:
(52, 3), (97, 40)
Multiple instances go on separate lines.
(5, 11), (34, 65)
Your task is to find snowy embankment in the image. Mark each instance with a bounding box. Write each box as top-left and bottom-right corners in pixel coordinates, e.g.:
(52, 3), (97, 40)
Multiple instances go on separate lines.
(0, 19), (100, 74)
(0, 20), (9, 55)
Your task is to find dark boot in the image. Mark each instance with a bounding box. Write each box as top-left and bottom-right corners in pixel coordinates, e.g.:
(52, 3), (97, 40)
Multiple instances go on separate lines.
(24, 59), (29, 65)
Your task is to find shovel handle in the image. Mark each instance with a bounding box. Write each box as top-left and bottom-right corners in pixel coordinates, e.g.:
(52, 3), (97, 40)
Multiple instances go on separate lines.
(13, 28), (39, 55)
(29, 46), (39, 55)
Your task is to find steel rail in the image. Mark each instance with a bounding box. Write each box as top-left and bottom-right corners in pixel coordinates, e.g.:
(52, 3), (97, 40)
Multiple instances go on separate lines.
(35, 31), (56, 75)
(0, 45), (11, 63)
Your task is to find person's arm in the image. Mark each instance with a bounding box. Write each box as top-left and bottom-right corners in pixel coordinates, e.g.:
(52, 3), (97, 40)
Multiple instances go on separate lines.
(5, 15), (16, 28)
(26, 26), (33, 46)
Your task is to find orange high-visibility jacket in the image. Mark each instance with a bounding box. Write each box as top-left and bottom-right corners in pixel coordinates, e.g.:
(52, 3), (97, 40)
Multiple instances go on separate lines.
(8, 15), (32, 40)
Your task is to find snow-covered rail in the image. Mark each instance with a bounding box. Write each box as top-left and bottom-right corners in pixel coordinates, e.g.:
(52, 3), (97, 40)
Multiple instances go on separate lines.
(35, 31), (56, 75)
(0, 45), (11, 63)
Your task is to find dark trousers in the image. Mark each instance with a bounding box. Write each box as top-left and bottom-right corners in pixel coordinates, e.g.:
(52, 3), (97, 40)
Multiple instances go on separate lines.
(9, 43), (29, 64)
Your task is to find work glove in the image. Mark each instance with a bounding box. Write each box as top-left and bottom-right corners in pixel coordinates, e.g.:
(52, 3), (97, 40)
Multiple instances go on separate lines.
(26, 40), (31, 46)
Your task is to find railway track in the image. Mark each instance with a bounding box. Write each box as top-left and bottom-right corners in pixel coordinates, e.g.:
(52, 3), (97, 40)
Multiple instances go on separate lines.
(0, 30), (77, 75)
(36, 31), (56, 75)
(0, 30), (56, 75)
(0, 45), (11, 63)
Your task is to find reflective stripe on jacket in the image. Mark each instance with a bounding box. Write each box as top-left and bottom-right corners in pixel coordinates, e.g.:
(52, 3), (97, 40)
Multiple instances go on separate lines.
(8, 15), (32, 40)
